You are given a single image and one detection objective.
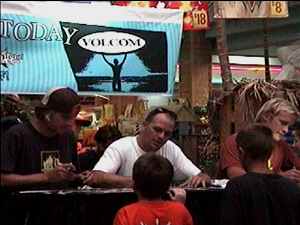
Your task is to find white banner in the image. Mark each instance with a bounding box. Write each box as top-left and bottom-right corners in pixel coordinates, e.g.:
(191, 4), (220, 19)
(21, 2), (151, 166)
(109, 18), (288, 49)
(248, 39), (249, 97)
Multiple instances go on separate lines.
(1, 1), (183, 95)
(214, 1), (288, 18)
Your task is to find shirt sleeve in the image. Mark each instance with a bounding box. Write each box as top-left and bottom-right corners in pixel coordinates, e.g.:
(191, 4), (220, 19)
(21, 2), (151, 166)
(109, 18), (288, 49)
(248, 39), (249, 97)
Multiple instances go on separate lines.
(183, 207), (194, 225)
(281, 141), (300, 170)
(92, 145), (122, 173)
(113, 208), (129, 225)
(172, 143), (201, 179)
(69, 133), (80, 172)
(220, 134), (243, 171)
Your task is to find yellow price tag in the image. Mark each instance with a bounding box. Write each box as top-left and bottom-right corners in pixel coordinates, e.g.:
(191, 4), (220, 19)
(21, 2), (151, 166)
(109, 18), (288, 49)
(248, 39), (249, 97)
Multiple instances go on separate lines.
(192, 9), (208, 30)
(267, 159), (273, 171)
(270, 1), (288, 17)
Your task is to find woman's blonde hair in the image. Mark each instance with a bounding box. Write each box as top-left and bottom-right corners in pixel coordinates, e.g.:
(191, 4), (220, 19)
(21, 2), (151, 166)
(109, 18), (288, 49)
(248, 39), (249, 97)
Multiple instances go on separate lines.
(255, 98), (299, 123)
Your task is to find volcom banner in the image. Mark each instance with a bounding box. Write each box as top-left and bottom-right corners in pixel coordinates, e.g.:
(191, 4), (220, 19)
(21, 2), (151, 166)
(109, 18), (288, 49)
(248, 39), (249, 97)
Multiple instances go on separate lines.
(1, 2), (183, 95)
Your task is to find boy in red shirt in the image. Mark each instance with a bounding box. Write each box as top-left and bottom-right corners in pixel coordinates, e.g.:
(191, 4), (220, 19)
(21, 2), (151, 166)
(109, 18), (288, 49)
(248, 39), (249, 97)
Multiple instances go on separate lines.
(113, 153), (193, 225)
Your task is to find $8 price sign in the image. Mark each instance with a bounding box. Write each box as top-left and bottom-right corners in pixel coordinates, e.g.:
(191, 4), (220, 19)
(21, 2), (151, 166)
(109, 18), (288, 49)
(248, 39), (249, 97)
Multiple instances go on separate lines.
(270, 1), (288, 17)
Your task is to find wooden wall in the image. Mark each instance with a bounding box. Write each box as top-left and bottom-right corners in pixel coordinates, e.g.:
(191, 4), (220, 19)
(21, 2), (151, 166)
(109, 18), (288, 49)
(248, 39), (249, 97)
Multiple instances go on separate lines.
(178, 32), (212, 107)
(109, 95), (138, 119)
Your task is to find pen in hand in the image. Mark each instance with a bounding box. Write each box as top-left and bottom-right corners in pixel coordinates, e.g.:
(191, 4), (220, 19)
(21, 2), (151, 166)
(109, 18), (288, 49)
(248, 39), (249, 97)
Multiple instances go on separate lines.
(57, 162), (76, 172)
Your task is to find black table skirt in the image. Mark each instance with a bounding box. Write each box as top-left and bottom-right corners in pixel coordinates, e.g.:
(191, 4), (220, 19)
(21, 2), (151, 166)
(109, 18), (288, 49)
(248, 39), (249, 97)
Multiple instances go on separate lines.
(0, 188), (223, 225)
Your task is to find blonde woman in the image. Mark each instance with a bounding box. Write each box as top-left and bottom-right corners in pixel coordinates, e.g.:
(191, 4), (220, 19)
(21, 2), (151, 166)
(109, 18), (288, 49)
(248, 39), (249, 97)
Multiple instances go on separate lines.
(220, 98), (300, 183)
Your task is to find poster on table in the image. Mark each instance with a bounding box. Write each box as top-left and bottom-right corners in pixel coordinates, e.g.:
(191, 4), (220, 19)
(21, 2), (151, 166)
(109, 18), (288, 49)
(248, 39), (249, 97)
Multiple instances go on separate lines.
(0, 1), (183, 95)
(214, 1), (288, 18)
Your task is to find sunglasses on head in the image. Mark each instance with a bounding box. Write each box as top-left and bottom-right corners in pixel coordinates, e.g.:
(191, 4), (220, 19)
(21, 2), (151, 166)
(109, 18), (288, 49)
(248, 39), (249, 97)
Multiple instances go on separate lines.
(145, 107), (177, 122)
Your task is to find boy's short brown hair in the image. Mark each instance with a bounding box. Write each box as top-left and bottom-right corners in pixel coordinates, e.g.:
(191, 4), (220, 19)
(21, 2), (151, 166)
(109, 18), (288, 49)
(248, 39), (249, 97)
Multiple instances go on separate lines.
(236, 124), (275, 161)
(133, 153), (173, 199)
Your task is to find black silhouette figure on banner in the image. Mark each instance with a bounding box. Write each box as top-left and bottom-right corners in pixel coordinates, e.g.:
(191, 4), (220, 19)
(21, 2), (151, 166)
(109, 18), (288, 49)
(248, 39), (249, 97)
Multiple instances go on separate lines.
(102, 54), (127, 92)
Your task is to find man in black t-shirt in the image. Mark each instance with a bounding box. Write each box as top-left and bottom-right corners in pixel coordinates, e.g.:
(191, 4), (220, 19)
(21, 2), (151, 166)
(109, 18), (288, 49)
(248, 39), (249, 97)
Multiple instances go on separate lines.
(220, 124), (300, 225)
(1, 87), (82, 190)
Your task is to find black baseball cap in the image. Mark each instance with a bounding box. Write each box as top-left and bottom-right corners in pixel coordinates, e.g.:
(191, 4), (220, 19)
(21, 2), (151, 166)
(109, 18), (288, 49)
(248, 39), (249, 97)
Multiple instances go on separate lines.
(39, 87), (80, 114)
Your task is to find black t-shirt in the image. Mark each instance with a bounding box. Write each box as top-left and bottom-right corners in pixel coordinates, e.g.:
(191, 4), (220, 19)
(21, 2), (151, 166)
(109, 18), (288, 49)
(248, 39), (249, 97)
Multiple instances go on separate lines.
(220, 172), (300, 225)
(0, 116), (21, 135)
(1, 122), (79, 189)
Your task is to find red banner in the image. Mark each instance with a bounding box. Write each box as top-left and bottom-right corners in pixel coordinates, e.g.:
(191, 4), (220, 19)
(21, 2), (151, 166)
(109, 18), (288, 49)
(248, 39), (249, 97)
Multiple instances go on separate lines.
(112, 1), (210, 31)
(166, 1), (209, 31)
(112, 1), (159, 8)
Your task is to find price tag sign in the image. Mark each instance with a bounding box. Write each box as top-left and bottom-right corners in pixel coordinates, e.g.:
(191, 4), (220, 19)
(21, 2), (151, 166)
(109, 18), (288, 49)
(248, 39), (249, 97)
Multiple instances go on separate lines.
(192, 8), (208, 30)
(270, 1), (288, 17)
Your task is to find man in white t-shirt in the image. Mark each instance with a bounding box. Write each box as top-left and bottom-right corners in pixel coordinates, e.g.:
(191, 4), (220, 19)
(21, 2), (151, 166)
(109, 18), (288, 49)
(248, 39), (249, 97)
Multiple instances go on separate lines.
(83, 107), (211, 188)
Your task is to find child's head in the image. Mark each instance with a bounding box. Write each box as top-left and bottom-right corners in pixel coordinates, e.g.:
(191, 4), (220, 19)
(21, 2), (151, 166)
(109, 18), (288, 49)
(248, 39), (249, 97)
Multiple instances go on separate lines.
(236, 124), (275, 168)
(94, 125), (122, 153)
(133, 153), (174, 199)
